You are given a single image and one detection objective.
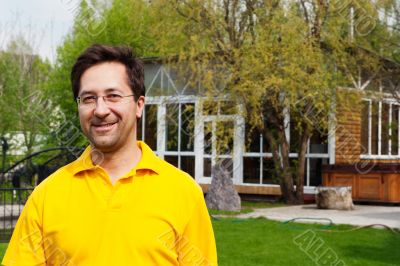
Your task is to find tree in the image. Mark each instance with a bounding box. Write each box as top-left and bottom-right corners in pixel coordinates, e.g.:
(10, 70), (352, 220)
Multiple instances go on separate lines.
(0, 36), (52, 164)
(151, 0), (390, 204)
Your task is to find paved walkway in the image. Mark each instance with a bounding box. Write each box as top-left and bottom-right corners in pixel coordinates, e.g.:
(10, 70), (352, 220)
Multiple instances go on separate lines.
(236, 204), (400, 229)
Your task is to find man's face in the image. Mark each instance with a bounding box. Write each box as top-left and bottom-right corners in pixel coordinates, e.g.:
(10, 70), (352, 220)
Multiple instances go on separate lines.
(78, 62), (144, 152)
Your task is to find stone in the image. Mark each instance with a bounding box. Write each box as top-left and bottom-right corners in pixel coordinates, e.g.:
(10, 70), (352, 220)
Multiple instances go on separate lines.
(205, 163), (241, 212)
(316, 186), (354, 210)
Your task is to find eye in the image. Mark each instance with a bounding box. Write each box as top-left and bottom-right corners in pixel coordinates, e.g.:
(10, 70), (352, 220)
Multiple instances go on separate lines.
(82, 95), (97, 104)
(105, 94), (123, 102)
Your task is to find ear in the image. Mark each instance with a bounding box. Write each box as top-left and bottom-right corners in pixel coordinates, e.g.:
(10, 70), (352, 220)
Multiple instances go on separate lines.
(135, 96), (145, 119)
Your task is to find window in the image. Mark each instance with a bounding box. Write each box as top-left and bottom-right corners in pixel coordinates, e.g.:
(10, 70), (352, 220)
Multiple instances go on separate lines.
(392, 105), (399, 155)
(263, 158), (279, 185)
(245, 123), (269, 153)
(361, 100), (400, 157)
(166, 104), (179, 151)
(308, 158), (328, 186)
(243, 157), (260, 184)
(202, 119), (235, 178)
(164, 102), (195, 177)
(309, 132), (328, 154)
(242, 121), (329, 186)
(143, 105), (157, 150)
(361, 101), (369, 152)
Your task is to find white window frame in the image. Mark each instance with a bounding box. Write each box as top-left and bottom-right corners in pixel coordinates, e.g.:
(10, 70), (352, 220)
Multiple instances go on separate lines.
(242, 122), (330, 188)
(143, 61), (331, 190)
(360, 98), (400, 159)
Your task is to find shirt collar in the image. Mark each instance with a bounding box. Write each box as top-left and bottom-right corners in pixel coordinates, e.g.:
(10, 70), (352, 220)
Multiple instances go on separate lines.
(67, 141), (161, 176)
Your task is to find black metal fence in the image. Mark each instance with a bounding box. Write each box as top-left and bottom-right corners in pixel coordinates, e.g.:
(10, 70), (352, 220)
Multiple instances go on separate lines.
(0, 188), (34, 242)
(0, 147), (83, 242)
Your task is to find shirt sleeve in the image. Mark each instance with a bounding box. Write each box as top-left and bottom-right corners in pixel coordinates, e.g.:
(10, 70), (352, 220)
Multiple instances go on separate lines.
(2, 189), (46, 266)
(178, 188), (218, 266)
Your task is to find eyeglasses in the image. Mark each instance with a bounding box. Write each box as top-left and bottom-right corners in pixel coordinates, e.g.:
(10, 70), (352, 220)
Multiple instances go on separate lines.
(76, 93), (135, 108)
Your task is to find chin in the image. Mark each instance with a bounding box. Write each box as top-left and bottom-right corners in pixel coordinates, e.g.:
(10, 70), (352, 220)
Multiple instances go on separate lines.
(90, 138), (120, 153)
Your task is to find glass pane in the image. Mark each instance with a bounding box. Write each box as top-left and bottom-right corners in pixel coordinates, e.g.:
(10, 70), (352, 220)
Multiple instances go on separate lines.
(181, 156), (195, 178)
(309, 131), (328, 154)
(181, 104), (195, 151)
(381, 103), (390, 155)
(245, 124), (261, 153)
(263, 134), (269, 152)
(392, 105), (399, 155)
(216, 121), (234, 155)
(204, 158), (212, 177)
(262, 158), (278, 185)
(144, 105), (157, 151)
(168, 65), (197, 95)
(371, 102), (379, 155)
(309, 158), (328, 186)
(161, 67), (179, 96)
(365, 79), (379, 92)
(360, 101), (369, 154)
(262, 122), (271, 153)
(303, 158), (307, 186)
(290, 119), (300, 153)
(204, 122), (212, 155)
(164, 155), (178, 168)
(219, 101), (236, 115)
(166, 104), (179, 151)
(202, 100), (218, 116)
(243, 157), (260, 184)
(246, 127), (269, 153)
(144, 63), (162, 96)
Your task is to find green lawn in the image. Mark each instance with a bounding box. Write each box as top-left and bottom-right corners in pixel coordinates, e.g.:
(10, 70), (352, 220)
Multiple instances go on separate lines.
(213, 217), (400, 266)
(209, 201), (286, 216)
(0, 218), (399, 265)
(0, 243), (7, 260)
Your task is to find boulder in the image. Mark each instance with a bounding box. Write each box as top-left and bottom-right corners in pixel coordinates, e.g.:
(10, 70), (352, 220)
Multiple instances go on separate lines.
(205, 163), (241, 212)
(316, 186), (354, 210)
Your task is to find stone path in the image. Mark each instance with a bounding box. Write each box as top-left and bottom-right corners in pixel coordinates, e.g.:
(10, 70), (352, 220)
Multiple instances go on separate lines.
(236, 204), (400, 229)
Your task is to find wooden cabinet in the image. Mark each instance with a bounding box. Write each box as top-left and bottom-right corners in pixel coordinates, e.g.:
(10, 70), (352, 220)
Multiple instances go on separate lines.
(323, 164), (400, 203)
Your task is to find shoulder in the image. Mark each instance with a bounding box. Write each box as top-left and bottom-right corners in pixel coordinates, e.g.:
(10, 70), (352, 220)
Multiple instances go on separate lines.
(158, 158), (200, 186)
(156, 158), (204, 198)
(29, 162), (75, 201)
(139, 141), (202, 194)
(39, 162), (75, 187)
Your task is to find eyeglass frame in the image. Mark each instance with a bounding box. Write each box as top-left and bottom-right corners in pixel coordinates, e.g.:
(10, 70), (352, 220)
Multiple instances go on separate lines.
(76, 93), (136, 108)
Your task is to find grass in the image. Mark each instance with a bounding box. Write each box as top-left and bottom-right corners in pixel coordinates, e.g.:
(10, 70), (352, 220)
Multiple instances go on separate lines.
(0, 215), (398, 265)
(213, 217), (400, 266)
(209, 200), (285, 216)
(241, 201), (286, 209)
(0, 243), (7, 260)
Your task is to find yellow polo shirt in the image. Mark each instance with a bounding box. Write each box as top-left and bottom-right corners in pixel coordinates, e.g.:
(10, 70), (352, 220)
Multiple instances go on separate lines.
(2, 141), (217, 265)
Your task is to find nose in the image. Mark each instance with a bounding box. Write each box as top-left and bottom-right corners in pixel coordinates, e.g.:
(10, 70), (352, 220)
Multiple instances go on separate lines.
(93, 97), (110, 118)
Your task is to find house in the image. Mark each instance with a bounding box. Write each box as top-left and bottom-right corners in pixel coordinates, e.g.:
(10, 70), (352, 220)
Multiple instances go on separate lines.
(139, 56), (400, 202)
(139, 59), (327, 199)
(323, 60), (400, 203)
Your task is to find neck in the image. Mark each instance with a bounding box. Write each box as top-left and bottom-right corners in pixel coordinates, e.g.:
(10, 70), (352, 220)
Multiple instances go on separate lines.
(92, 140), (142, 184)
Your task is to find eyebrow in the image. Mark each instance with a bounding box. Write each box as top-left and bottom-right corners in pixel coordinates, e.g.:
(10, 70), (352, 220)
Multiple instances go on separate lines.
(78, 88), (122, 96)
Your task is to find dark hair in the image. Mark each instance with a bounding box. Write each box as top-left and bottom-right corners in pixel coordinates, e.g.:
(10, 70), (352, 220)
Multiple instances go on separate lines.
(71, 44), (145, 100)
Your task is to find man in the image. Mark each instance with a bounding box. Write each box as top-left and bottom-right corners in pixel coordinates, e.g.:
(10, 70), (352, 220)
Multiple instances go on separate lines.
(3, 44), (217, 265)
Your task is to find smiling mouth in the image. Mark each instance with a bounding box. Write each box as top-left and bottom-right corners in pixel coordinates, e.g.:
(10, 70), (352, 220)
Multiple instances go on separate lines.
(92, 122), (117, 130)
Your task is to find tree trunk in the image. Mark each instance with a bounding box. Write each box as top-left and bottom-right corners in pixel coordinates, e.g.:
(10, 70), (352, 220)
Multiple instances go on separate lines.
(280, 172), (297, 204)
(265, 123), (299, 204)
(279, 128), (298, 204)
(295, 126), (311, 204)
